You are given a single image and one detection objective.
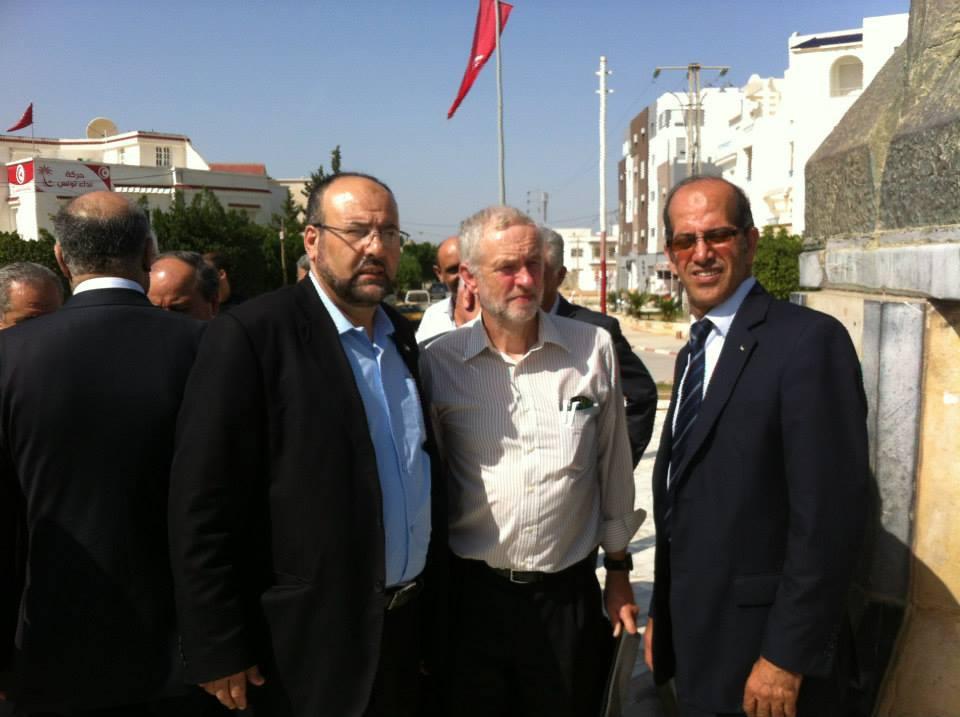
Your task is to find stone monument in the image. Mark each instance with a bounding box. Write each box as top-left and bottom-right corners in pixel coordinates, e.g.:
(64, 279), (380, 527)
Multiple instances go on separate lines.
(801, 1), (960, 713)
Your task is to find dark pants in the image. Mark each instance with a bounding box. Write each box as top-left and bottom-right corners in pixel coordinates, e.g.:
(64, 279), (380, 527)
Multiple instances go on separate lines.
(364, 594), (422, 717)
(447, 556), (613, 717)
(18, 691), (216, 717)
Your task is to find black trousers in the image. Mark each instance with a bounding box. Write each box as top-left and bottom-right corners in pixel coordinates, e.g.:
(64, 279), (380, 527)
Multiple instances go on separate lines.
(363, 594), (422, 717)
(17, 690), (216, 717)
(447, 556), (613, 717)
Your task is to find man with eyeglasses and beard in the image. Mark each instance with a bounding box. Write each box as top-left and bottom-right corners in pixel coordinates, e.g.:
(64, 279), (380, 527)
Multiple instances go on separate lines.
(644, 176), (868, 717)
(169, 172), (445, 717)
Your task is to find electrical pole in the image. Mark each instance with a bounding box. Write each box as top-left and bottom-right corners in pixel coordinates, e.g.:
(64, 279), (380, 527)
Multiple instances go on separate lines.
(495, 0), (506, 204)
(653, 62), (729, 176)
(279, 218), (288, 285)
(597, 55), (612, 315)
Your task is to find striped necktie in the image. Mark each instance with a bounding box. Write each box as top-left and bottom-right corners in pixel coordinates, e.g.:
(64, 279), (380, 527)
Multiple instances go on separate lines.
(670, 318), (713, 483)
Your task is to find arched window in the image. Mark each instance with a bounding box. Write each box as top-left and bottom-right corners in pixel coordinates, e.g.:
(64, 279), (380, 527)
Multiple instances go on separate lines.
(831, 56), (863, 96)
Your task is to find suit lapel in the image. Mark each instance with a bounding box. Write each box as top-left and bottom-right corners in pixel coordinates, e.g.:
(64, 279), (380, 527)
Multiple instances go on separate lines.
(667, 285), (771, 494)
(292, 281), (375, 452)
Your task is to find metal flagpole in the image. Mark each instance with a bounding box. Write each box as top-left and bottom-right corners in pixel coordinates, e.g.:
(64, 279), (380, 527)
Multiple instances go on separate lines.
(495, 0), (505, 204)
(597, 56), (610, 314)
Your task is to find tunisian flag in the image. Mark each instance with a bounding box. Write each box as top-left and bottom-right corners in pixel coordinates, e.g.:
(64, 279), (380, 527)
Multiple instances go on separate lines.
(7, 104), (33, 132)
(447, 0), (513, 119)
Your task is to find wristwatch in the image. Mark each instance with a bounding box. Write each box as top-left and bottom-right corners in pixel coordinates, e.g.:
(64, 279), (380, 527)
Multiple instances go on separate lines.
(603, 552), (633, 571)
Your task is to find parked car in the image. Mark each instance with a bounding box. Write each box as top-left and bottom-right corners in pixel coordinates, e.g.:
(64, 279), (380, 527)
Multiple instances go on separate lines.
(404, 290), (431, 306)
(428, 282), (447, 302)
(396, 289), (431, 325)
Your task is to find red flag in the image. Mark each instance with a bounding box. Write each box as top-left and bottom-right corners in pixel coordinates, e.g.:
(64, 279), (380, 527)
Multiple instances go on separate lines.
(447, 0), (513, 119)
(7, 103), (33, 133)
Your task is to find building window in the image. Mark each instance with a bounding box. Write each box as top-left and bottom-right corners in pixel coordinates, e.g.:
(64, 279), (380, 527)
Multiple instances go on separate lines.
(831, 56), (863, 96)
(640, 161), (645, 179)
(677, 138), (687, 161)
(155, 146), (172, 167)
(744, 146), (753, 181)
(117, 148), (125, 165)
(592, 245), (601, 259)
(608, 246), (616, 258)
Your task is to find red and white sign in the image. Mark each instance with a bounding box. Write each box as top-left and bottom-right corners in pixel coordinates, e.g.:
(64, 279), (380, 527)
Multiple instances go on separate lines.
(6, 160), (35, 196)
(31, 161), (113, 195)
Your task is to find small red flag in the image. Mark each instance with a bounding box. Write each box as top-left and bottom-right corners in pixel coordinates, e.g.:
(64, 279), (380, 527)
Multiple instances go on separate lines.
(447, 0), (513, 119)
(7, 103), (33, 133)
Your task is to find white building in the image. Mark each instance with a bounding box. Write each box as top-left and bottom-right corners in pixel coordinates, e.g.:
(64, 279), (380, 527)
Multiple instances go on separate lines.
(618, 12), (909, 290)
(2, 118), (289, 239)
(553, 226), (618, 296)
(782, 13), (908, 233)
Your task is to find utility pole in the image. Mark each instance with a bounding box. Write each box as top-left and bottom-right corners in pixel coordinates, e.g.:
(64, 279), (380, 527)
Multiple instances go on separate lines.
(597, 55), (612, 314)
(495, 0), (506, 204)
(279, 218), (288, 286)
(653, 62), (729, 176)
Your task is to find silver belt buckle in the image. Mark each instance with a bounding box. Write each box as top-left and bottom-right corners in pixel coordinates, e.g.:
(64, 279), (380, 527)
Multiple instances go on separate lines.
(386, 580), (416, 610)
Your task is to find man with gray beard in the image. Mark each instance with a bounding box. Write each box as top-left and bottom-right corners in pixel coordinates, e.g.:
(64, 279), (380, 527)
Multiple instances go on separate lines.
(420, 206), (644, 717)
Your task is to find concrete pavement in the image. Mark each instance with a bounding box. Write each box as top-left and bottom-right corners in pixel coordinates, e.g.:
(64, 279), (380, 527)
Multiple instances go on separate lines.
(595, 405), (671, 717)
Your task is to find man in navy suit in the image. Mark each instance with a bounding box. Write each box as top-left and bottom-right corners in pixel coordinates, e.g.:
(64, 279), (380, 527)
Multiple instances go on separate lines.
(644, 177), (868, 717)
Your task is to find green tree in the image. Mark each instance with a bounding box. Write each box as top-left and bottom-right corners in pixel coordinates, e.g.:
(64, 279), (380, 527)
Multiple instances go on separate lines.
(270, 189), (305, 285)
(753, 226), (802, 300)
(150, 189), (279, 295)
(0, 230), (60, 274)
(395, 251), (423, 293)
(301, 145), (343, 204)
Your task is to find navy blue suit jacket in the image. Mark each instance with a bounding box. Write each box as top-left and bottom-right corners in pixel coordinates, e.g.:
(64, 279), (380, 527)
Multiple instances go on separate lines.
(649, 282), (868, 713)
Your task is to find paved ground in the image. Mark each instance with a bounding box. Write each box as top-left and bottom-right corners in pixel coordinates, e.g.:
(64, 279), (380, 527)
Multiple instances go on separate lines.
(618, 316), (686, 387)
(595, 405), (671, 717)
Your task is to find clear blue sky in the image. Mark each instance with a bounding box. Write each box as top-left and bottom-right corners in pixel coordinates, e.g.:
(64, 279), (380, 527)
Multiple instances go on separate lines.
(5, 0), (908, 242)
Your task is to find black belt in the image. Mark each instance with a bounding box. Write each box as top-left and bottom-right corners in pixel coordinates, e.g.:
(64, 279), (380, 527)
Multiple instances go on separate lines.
(384, 576), (423, 610)
(458, 553), (594, 585)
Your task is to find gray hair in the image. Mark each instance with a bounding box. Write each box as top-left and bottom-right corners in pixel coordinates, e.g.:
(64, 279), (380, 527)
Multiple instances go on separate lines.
(154, 250), (219, 303)
(540, 227), (564, 270)
(53, 202), (152, 275)
(458, 206), (537, 267)
(296, 254), (310, 272)
(0, 262), (63, 314)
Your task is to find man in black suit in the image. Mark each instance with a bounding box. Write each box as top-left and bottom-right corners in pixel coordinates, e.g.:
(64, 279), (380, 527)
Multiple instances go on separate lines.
(643, 177), (868, 717)
(0, 192), (205, 715)
(169, 173), (444, 717)
(540, 227), (658, 465)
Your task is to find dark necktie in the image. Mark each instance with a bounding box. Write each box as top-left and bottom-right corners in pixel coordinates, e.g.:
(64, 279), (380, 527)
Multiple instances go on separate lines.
(670, 318), (713, 483)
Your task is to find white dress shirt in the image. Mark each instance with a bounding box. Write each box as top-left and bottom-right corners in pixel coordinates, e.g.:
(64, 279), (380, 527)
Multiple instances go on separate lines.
(72, 277), (145, 295)
(420, 311), (644, 572)
(673, 276), (756, 432)
(415, 298), (456, 345)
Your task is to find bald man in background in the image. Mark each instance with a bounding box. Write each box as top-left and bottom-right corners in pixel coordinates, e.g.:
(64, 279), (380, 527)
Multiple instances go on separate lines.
(0, 192), (205, 715)
(415, 236), (469, 344)
(149, 250), (220, 320)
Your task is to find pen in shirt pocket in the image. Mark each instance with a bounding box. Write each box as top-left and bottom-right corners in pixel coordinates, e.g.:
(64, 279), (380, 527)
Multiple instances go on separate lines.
(560, 396), (595, 425)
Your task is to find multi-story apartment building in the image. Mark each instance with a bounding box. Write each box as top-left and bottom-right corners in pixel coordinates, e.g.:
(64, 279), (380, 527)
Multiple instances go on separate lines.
(617, 12), (909, 291)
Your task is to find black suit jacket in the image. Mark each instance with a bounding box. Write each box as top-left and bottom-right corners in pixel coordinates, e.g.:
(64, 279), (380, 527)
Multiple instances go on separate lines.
(556, 296), (658, 466)
(0, 288), (204, 710)
(168, 279), (446, 717)
(649, 283), (869, 713)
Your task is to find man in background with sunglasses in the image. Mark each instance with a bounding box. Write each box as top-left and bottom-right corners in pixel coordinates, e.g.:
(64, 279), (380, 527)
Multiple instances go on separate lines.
(169, 173), (445, 717)
(644, 176), (868, 717)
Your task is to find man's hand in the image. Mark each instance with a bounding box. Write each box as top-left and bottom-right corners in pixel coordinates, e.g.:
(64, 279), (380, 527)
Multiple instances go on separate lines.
(604, 569), (639, 637)
(643, 616), (654, 671)
(200, 665), (265, 710)
(742, 656), (802, 717)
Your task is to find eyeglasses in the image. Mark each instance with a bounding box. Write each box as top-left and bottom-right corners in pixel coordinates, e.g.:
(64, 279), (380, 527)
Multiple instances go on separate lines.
(666, 227), (742, 253)
(312, 224), (409, 248)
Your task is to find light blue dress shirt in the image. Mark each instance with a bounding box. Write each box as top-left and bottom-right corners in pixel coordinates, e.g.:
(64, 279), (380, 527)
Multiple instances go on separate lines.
(311, 274), (432, 586)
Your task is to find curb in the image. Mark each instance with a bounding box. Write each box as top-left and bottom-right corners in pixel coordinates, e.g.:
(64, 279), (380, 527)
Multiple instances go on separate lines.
(635, 346), (679, 357)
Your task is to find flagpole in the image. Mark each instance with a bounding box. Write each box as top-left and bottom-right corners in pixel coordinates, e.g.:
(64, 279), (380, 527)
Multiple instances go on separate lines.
(495, 0), (505, 204)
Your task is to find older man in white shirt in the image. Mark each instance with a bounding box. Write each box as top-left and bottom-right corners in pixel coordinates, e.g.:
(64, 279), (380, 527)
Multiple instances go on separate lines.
(420, 206), (644, 717)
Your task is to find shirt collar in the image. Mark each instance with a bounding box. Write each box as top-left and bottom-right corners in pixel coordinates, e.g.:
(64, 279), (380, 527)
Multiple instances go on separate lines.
(462, 310), (570, 361)
(72, 277), (145, 295)
(695, 276), (756, 338)
(309, 270), (393, 342)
